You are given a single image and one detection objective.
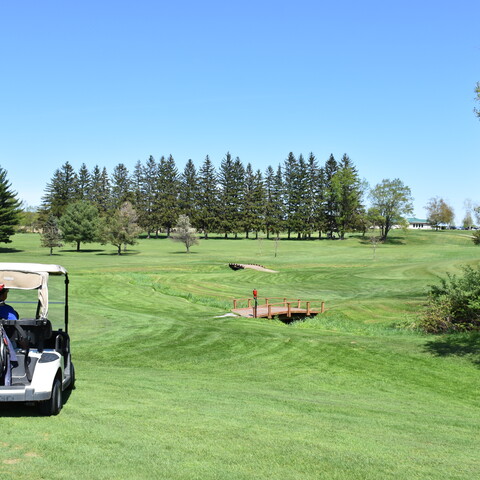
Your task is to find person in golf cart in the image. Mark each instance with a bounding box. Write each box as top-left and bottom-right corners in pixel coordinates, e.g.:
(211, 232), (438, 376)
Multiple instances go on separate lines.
(0, 284), (19, 320)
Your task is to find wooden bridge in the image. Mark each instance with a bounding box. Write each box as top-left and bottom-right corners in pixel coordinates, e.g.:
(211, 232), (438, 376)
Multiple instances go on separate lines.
(232, 297), (325, 319)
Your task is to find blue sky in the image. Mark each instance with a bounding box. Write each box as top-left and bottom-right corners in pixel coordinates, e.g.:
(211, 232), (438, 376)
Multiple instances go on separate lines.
(1, 0), (479, 222)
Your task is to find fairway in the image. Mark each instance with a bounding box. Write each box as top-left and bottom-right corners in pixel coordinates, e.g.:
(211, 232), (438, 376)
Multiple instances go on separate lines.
(1, 231), (479, 480)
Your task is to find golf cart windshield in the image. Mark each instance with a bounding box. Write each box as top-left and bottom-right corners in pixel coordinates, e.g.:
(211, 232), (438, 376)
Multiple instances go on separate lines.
(0, 263), (68, 322)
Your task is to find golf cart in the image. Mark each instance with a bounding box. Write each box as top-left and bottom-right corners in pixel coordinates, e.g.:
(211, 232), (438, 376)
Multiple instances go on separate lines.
(0, 263), (74, 416)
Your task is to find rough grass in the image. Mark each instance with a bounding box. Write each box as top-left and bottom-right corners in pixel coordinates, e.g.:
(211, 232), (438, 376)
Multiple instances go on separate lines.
(1, 230), (479, 480)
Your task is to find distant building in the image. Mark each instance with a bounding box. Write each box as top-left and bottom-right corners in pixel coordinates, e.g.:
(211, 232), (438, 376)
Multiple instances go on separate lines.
(407, 218), (432, 229)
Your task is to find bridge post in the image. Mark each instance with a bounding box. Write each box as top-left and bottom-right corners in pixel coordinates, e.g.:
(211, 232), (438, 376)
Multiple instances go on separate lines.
(287, 302), (291, 317)
(306, 301), (311, 315)
(248, 299), (252, 308)
(297, 299), (301, 308)
(233, 299), (237, 309)
(321, 301), (325, 313)
(268, 304), (272, 319)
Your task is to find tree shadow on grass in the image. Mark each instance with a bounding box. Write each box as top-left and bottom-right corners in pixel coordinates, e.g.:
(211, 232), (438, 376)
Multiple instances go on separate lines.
(96, 251), (141, 256)
(61, 249), (105, 253)
(424, 332), (480, 367)
(384, 237), (406, 245)
(0, 247), (24, 254)
(358, 236), (406, 246)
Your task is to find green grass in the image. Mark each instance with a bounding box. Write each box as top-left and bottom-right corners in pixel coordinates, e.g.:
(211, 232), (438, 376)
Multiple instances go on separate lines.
(1, 231), (479, 479)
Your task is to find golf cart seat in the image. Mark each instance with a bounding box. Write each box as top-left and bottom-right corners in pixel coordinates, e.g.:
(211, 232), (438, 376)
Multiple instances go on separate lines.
(1, 318), (53, 352)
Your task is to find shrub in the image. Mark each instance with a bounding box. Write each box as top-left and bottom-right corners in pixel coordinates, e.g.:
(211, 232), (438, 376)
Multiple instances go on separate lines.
(472, 230), (480, 245)
(420, 265), (480, 333)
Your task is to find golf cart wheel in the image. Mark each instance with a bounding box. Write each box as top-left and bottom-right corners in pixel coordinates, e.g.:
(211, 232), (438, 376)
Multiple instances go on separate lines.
(38, 378), (63, 416)
(69, 363), (76, 390)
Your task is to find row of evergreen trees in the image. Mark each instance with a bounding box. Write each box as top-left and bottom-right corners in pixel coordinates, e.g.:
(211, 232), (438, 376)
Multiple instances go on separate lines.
(41, 152), (365, 239)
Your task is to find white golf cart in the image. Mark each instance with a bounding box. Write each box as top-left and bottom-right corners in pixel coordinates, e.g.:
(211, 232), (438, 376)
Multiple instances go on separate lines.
(0, 263), (74, 416)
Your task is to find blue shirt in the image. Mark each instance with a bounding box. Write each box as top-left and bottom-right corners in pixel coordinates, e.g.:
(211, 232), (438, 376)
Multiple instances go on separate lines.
(0, 304), (18, 320)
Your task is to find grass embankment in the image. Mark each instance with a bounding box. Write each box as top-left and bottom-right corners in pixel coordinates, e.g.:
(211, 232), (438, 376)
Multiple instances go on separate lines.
(1, 231), (479, 480)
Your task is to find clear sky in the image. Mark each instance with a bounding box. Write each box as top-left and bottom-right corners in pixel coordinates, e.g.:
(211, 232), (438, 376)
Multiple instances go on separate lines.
(1, 0), (479, 222)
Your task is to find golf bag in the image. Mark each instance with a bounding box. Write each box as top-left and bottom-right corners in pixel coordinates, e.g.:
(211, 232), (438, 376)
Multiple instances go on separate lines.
(0, 324), (17, 386)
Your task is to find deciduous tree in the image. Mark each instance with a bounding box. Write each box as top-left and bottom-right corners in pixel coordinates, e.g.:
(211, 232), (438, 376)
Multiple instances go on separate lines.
(424, 197), (454, 229)
(331, 154), (363, 239)
(474, 205), (480, 226)
(171, 214), (199, 253)
(323, 154), (339, 238)
(475, 81), (480, 118)
(368, 178), (414, 240)
(99, 202), (141, 255)
(463, 212), (474, 230)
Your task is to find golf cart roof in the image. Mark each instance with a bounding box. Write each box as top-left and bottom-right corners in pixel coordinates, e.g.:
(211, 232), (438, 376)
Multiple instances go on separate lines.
(0, 263), (67, 277)
(0, 263), (68, 320)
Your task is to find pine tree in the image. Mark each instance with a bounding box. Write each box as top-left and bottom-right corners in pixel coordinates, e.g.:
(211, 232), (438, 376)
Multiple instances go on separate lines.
(294, 154), (310, 238)
(315, 166), (326, 237)
(251, 169), (265, 239)
(40, 213), (63, 255)
(263, 165), (284, 238)
(131, 160), (144, 210)
(111, 163), (133, 209)
(41, 161), (78, 218)
(218, 153), (244, 238)
(138, 156), (159, 237)
(305, 153), (323, 238)
(179, 159), (199, 221)
(90, 166), (111, 214)
(156, 155), (180, 237)
(323, 154), (339, 238)
(196, 155), (219, 238)
(0, 166), (22, 243)
(76, 163), (91, 200)
(263, 166), (276, 239)
(283, 152), (301, 239)
(59, 201), (99, 251)
(241, 164), (264, 238)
